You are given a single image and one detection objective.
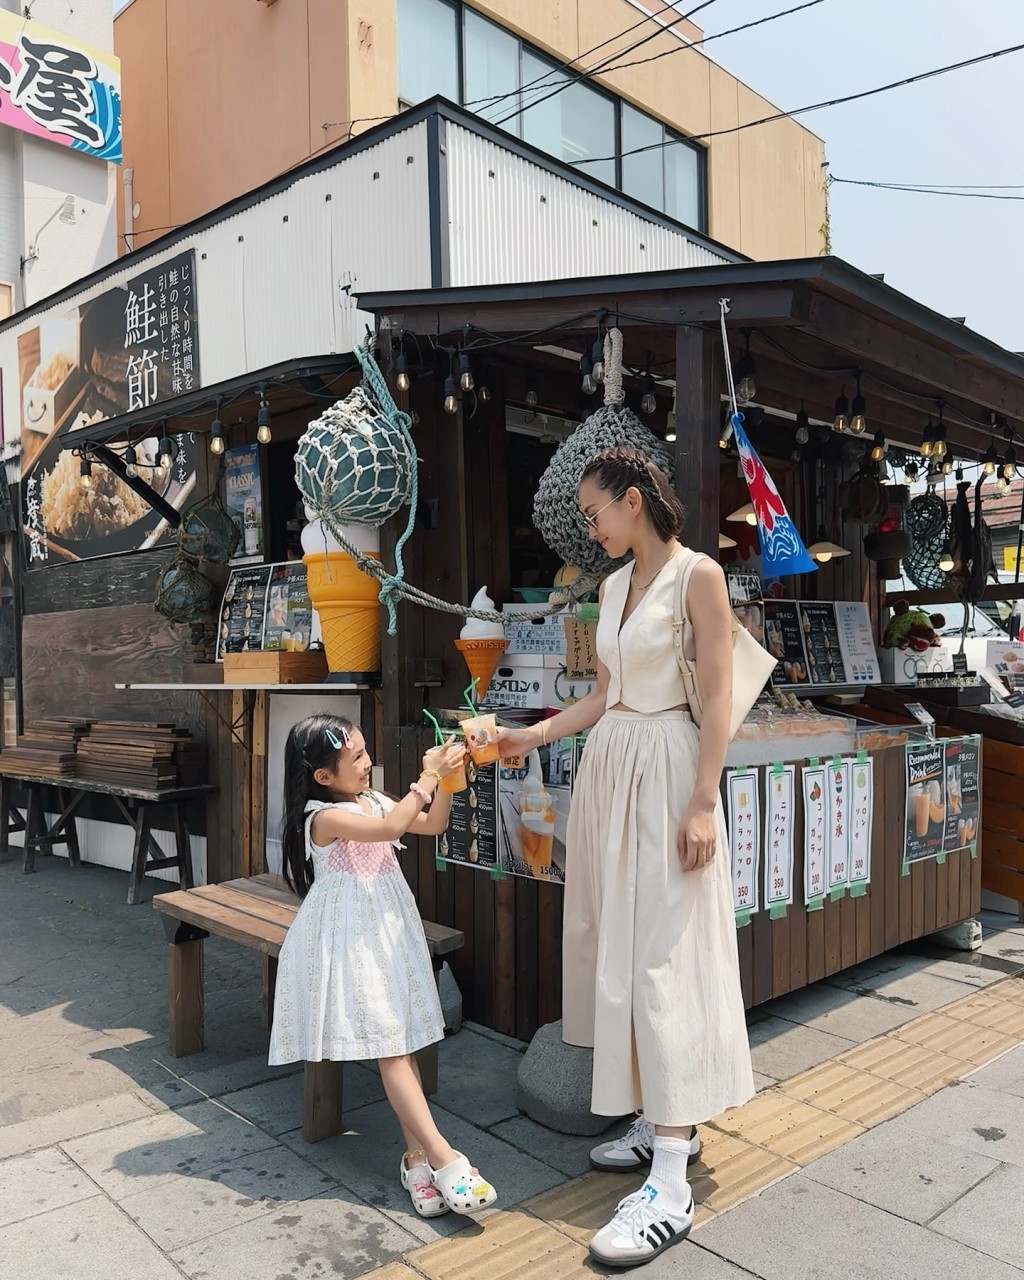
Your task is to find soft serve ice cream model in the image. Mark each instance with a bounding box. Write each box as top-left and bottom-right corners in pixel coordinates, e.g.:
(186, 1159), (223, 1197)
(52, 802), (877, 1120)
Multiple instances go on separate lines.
(455, 586), (507, 700)
(519, 750), (556, 879)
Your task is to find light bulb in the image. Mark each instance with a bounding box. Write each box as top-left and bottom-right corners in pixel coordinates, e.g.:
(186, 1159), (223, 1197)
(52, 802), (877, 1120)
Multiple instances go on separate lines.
(933, 438), (947, 460)
(257, 423), (271, 445)
(984, 457), (997, 476)
(665, 431), (677, 443)
(458, 352), (474, 393)
(921, 438), (933, 459)
(997, 475), (1009, 494)
(795, 425), (810, 445)
(1003, 448), (1018, 480)
(124, 446), (138, 479)
(591, 338), (604, 385)
(746, 511), (757, 527)
(257, 402), (272, 444)
(736, 375), (756, 404)
(79, 458), (93, 489)
(939, 544), (954, 572)
(733, 349), (756, 405)
(641, 392), (656, 415)
(443, 375), (459, 415)
(794, 407), (810, 446)
(833, 389), (849, 432)
(396, 354), (410, 392)
(157, 436), (174, 471)
(478, 385), (491, 404)
(850, 414), (866, 434)
(209, 417), (225, 455)
(870, 433), (887, 462)
(814, 548), (833, 564)
(850, 389), (867, 434)
(525, 384), (538, 409)
(582, 373), (597, 396)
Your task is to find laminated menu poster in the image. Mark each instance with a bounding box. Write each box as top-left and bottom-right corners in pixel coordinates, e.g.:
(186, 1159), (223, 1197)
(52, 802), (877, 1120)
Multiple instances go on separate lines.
(827, 759), (852, 892)
(726, 769), (760, 919)
(799, 602), (844, 685)
(437, 732), (587, 883)
(216, 564), (272, 658)
(835, 602), (880, 684)
(262, 563), (314, 653)
(941, 737), (980, 854)
(763, 601), (808, 686)
(764, 765), (796, 912)
(802, 764), (827, 905)
(904, 740), (946, 863)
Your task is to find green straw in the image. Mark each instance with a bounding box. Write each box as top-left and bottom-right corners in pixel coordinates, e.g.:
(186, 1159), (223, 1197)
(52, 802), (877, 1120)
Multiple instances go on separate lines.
(422, 708), (445, 746)
(464, 678), (480, 711)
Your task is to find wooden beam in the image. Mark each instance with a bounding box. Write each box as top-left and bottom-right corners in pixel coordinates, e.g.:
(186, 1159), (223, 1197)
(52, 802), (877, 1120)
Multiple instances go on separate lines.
(377, 284), (803, 339)
(805, 295), (1024, 423)
(881, 583), (1024, 608)
(674, 326), (719, 556)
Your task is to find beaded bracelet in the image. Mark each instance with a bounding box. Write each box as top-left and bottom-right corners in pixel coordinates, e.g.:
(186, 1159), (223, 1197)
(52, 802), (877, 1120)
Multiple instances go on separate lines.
(409, 782), (432, 804)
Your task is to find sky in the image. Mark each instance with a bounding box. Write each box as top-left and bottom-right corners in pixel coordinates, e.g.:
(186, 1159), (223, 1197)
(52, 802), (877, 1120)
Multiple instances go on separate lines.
(109, 0), (1022, 352)
(691, 0), (1023, 353)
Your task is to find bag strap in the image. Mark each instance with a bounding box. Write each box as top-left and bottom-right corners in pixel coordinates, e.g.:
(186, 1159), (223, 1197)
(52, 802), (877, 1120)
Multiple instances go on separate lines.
(672, 548), (707, 670)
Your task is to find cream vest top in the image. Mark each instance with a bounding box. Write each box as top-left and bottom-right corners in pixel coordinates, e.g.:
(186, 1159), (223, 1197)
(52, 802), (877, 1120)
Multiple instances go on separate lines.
(596, 547), (688, 713)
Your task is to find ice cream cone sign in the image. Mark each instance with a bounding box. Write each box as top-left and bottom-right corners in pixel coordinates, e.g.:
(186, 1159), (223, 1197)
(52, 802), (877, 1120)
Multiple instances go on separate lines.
(456, 587), (507, 700)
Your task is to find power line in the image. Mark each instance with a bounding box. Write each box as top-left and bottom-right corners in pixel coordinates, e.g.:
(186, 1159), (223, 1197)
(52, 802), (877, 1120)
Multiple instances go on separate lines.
(493, 1), (722, 128)
(831, 177), (1024, 201)
(572, 41), (1024, 166)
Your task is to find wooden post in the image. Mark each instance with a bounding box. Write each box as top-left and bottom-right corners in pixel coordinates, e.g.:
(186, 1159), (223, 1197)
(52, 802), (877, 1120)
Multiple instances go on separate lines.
(127, 807), (152, 905)
(168, 937), (205, 1056)
(303, 1061), (344, 1143)
(674, 326), (720, 556)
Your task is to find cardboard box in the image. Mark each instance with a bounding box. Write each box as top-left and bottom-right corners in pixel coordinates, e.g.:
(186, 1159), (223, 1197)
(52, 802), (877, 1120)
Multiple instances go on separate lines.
(502, 604), (567, 656)
(878, 647), (948, 686)
(223, 650), (328, 685)
(483, 653), (595, 710)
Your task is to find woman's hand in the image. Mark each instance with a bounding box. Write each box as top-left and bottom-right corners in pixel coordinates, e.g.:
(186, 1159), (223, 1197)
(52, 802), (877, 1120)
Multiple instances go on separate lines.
(423, 736), (465, 778)
(495, 726), (540, 759)
(677, 801), (718, 872)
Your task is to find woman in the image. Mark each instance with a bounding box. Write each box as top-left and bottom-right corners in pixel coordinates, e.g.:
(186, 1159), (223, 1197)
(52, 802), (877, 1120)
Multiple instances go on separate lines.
(499, 446), (753, 1268)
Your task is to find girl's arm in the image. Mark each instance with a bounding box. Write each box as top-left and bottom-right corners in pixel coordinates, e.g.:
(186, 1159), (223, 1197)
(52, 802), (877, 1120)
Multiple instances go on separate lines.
(409, 785), (454, 836)
(311, 776), (436, 845)
(688, 557), (734, 809)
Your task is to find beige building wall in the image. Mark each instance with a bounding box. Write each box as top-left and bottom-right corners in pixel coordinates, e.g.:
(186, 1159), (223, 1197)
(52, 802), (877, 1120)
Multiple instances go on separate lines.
(115, 0), (826, 259)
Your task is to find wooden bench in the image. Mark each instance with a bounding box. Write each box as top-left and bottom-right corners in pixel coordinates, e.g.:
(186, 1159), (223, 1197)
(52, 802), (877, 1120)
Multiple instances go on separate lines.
(0, 771), (214, 905)
(153, 873), (465, 1143)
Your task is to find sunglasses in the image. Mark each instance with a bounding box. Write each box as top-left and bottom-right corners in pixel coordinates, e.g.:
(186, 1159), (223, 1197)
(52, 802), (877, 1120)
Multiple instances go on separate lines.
(581, 494), (622, 530)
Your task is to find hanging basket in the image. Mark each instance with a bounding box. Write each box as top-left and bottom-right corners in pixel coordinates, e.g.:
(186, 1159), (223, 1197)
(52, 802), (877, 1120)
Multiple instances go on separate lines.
(154, 554), (215, 625)
(532, 402), (674, 576)
(904, 491), (948, 591)
(176, 491), (240, 565)
(294, 385), (416, 529)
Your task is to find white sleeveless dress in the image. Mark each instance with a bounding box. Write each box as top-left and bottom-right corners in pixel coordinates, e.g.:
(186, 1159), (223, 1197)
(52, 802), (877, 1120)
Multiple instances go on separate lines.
(562, 549), (755, 1126)
(268, 793), (445, 1064)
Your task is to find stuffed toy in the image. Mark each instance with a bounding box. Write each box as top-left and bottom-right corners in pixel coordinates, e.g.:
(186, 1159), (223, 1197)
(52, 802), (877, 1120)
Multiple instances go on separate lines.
(882, 599), (945, 652)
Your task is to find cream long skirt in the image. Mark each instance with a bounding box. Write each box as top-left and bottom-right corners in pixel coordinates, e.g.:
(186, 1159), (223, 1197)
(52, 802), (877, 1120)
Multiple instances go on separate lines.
(563, 710), (755, 1126)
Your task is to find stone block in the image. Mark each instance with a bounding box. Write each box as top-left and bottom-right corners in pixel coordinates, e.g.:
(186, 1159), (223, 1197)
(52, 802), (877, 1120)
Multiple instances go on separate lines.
(516, 1021), (625, 1136)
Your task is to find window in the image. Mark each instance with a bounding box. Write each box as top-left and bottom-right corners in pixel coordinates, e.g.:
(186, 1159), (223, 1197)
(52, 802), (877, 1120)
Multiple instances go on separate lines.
(463, 8), (521, 127)
(397, 0), (459, 107)
(395, 0), (708, 232)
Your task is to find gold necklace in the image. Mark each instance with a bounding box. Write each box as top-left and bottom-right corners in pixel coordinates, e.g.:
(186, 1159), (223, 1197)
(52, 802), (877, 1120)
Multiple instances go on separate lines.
(630, 557), (672, 593)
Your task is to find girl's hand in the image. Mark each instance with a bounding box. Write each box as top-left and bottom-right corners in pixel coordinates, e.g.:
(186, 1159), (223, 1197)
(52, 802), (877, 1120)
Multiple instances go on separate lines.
(423, 737), (465, 778)
(677, 803), (717, 872)
(496, 726), (539, 759)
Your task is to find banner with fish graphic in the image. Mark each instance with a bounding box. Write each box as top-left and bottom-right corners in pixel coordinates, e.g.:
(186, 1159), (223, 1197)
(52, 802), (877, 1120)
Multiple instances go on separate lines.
(730, 411), (816, 578)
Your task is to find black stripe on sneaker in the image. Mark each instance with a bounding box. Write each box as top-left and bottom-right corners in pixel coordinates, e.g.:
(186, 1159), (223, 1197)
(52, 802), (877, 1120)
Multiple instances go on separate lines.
(645, 1222), (672, 1247)
(631, 1144), (652, 1162)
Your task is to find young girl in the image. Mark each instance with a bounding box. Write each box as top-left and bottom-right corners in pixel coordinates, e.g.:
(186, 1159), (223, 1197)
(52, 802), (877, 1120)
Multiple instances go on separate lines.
(269, 712), (498, 1220)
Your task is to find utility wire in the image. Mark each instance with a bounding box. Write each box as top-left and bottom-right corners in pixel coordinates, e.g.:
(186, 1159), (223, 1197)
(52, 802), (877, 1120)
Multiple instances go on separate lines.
(571, 40), (1024, 166)
(831, 177), (1024, 201)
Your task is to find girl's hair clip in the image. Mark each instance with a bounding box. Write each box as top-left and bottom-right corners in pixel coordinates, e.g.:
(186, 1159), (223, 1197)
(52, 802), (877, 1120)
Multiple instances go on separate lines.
(325, 726), (352, 750)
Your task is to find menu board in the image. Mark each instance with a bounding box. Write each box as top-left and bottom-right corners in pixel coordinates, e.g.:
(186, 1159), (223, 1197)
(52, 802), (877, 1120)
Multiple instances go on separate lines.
(763, 601), (808, 685)
(263, 564), (314, 653)
(439, 759), (499, 872)
(835, 602), (880, 684)
(904, 738), (982, 863)
(216, 560), (313, 660)
(767, 600), (880, 688)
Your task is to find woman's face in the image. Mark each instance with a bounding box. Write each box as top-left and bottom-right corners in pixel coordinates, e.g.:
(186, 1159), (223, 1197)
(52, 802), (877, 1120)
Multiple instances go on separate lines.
(578, 476), (641, 560)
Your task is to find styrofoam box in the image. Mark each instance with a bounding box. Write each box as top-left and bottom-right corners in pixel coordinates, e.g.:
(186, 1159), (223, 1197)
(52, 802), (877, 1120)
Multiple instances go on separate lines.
(878, 647), (948, 686)
(484, 652), (595, 710)
(502, 604), (568, 657)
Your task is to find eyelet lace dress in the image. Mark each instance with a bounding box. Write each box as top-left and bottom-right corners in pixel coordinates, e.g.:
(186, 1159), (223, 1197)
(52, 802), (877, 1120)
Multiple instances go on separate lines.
(269, 793), (444, 1064)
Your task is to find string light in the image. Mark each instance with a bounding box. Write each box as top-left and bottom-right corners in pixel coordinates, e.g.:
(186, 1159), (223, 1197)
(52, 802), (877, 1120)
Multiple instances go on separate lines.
(938, 539), (955, 572)
(124, 444), (138, 478)
(850, 375), (867, 434)
(157, 434), (174, 472)
(458, 351), (475, 393)
(870, 431), (887, 462)
(443, 375), (459, 415)
(525, 378), (538, 409)
(920, 419), (934, 458)
(478, 384), (492, 404)
(1003, 444), (1018, 480)
(257, 393), (273, 444)
(640, 371), (657, 415)
(591, 337), (605, 385)
(794, 404), (810, 445)
(396, 352), (411, 392)
(733, 332), (756, 404)
(983, 441), (999, 475)
(932, 407), (947, 459)
(580, 351), (596, 396)
(79, 457), (93, 489)
(209, 412), (225, 455)
(833, 387), (849, 432)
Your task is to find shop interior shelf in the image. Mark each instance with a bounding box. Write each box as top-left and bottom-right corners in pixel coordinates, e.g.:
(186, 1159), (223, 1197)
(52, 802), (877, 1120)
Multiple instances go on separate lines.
(114, 683), (373, 693)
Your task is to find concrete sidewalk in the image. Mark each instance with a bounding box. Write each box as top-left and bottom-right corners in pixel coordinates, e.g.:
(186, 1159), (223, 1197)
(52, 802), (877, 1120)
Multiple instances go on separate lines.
(1, 853), (1022, 1279)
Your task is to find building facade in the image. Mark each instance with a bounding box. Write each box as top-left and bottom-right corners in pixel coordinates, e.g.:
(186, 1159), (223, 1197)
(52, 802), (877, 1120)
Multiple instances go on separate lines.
(114, 0), (826, 261)
(0, 0), (119, 315)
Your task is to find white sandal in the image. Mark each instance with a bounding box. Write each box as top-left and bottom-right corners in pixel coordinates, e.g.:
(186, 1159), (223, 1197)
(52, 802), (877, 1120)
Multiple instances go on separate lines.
(401, 1153), (450, 1218)
(430, 1152), (498, 1215)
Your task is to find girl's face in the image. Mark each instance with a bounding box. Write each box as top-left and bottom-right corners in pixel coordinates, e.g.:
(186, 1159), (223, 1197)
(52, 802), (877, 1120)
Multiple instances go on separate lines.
(578, 476), (642, 561)
(315, 727), (372, 796)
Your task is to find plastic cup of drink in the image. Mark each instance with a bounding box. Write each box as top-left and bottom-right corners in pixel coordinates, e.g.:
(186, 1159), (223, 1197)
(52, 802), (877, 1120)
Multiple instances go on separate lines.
(463, 714), (500, 766)
(441, 760), (468, 793)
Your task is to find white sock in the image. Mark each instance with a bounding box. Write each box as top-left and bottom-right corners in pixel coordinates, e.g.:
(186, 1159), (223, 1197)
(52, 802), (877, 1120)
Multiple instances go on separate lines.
(645, 1135), (692, 1211)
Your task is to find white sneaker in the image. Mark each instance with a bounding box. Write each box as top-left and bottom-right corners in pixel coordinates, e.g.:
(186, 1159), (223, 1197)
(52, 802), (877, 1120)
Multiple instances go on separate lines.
(590, 1114), (701, 1173)
(589, 1182), (694, 1268)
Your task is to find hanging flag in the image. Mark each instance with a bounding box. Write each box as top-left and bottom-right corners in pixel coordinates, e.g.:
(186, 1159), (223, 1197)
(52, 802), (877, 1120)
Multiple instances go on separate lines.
(730, 412), (816, 578)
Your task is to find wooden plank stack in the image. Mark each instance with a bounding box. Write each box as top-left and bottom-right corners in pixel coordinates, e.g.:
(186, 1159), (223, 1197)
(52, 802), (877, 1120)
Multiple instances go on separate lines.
(74, 721), (200, 791)
(0, 717), (92, 779)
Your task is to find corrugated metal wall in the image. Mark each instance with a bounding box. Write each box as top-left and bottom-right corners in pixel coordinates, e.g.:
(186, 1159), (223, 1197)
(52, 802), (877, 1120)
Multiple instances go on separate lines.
(443, 121), (732, 288)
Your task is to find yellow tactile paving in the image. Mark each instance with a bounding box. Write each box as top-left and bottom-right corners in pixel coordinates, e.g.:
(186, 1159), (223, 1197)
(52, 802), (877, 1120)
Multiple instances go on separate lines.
(712, 1091), (865, 1164)
(407, 1210), (588, 1280)
(945, 993), (1024, 1038)
(780, 1060), (925, 1127)
(891, 1011), (1021, 1064)
(836, 1036), (966, 1095)
(521, 1171), (629, 1246)
(990, 976), (1024, 1006)
(358, 1267), (421, 1280)
(688, 1130), (797, 1217)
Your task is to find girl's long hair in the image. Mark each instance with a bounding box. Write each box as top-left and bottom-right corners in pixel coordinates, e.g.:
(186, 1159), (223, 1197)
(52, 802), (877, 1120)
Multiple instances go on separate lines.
(281, 712), (358, 898)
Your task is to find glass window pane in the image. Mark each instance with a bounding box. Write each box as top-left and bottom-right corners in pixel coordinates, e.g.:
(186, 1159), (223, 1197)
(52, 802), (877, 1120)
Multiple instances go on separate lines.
(621, 104), (664, 211)
(520, 51), (616, 186)
(397, 0), (459, 106)
(665, 137), (704, 230)
(463, 9), (520, 128)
